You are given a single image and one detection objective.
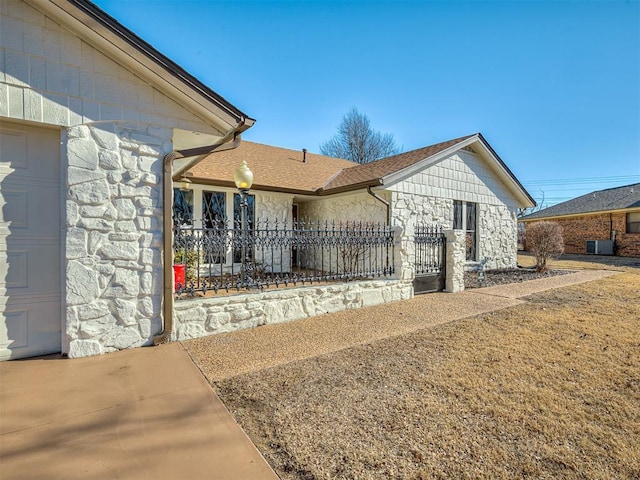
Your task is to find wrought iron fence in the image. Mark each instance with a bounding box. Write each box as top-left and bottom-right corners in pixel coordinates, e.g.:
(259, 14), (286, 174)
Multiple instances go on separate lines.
(173, 219), (395, 297)
(414, 224), (446, 275)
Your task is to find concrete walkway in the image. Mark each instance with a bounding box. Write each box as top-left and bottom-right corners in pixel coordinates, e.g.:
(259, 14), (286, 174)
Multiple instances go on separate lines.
(185, 269), (618, 382)
(0, 342), (278, 480)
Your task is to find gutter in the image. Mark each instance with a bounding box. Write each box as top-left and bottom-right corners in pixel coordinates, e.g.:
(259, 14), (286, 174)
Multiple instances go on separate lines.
(153, 129), (243, 346)
(367, 186), (391, 225)
(316, 178), (383, 196)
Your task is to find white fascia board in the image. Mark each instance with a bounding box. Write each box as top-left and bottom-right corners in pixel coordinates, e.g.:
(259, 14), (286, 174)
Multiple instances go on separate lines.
(381, 135), (479, 188)
(29, 0), (239, 135)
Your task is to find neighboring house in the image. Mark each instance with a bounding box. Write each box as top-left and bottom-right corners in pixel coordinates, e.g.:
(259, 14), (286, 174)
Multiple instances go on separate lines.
(520, 183), (640, 257)
(171, 133), (536, 341)
(0, 0), (254, 360)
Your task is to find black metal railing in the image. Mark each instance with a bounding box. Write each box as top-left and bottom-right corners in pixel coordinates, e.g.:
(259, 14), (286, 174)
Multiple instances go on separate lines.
(173, 219), (395, 298)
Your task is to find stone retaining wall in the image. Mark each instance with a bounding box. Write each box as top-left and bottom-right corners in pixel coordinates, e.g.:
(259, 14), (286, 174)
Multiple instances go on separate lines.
(174, 280), (413, 340)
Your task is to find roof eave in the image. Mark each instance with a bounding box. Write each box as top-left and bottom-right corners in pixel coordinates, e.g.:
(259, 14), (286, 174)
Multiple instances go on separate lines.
(187, 177), (320, 196)
(317, 179), (384, 196)
(30, 0), (255, 134)
(476, 133), (536, 208)
(520, 205), (640, 222)
(380, 135), (481, 188)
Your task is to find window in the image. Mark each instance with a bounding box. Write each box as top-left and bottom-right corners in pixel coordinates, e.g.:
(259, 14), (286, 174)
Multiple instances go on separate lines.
(453, 200), (477, 261)
(202, 191), (226, 264)
(202, 191), (226, 228)
(173, 188), (193, 226)
(627, 212), (640, 234)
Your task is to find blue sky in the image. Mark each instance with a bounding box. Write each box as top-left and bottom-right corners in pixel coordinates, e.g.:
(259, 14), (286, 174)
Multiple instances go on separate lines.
(93, 0), (640, 207)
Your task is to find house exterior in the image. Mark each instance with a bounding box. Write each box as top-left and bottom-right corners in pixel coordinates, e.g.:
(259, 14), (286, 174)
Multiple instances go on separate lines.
(1, 1), (535, 360)
(0, 0), (254, 360)
(520, 183), (640, 257)
(171, 134), (535, 340)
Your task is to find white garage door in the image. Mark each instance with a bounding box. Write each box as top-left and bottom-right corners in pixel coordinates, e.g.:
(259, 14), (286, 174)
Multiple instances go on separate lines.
(0, 122), (61, 360)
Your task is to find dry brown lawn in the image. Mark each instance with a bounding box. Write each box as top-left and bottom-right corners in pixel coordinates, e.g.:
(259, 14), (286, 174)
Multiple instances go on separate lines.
(215, 261), (640, 479)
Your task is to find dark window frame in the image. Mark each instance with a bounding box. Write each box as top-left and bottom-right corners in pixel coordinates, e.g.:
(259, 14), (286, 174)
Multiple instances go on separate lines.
(453, 200), (478, 261)
(627, 212), (640, 234)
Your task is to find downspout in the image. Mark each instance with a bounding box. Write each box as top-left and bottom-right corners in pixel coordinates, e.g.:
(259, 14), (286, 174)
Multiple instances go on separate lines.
(367, 186), (391, 225)
(154, 131), (242, 345)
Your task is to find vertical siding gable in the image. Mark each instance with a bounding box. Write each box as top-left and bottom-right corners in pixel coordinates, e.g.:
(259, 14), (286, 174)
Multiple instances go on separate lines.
(387, 150), (519, 209)
(1, 0), (221, 134)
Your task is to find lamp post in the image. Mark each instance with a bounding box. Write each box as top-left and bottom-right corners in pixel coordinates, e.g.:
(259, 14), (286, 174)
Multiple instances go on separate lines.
(234, 160), (253, 287)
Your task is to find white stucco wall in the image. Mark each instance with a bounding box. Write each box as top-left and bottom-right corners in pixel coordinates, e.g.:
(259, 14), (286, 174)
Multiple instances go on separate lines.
(298, 191), (388, 224)
(387, 150), (519, 271)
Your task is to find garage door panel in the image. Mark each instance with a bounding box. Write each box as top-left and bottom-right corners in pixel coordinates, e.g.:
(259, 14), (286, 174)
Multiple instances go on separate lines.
(0, 190), (28, 228)
(3, 250), (28, 288)
(1, 122), (61, 360)
(0, 130), (28, 170)
(0, 244), (60, 294)
(1, 184), (59, 235)
(1, 309), (28, 350)
(0, 298), (61, 360)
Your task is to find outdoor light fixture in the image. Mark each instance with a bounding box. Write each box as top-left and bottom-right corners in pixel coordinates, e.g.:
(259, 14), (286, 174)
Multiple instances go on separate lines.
(233, 160), (253, 191)
(179, 174), (192, 191)
(234, 160), (254, 287)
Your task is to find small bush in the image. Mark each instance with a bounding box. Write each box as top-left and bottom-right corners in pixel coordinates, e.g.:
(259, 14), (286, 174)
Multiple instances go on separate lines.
(525, 221), (564, 272)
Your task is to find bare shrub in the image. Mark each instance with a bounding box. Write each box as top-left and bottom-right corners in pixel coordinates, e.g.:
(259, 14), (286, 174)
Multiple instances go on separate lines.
(525, 221), (564, 272)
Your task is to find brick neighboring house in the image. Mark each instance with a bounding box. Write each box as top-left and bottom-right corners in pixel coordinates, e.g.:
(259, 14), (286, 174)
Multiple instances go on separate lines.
(520, 183), (640, 257)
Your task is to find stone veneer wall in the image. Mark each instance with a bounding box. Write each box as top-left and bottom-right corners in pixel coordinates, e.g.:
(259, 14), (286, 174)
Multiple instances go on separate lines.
(64, 122), (169, 357)
(255, 192), (292, 273)
(388, 150), (520, 272)
(174, 279), (412, 340)
(297, 192), (392, 275)
(2, 0), (233, 357)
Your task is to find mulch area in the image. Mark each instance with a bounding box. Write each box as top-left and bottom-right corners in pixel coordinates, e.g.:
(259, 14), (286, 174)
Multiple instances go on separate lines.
(464, 267), (571, 289)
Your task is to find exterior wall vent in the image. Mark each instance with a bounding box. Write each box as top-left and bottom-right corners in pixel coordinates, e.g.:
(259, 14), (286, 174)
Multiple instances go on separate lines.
(586, 240), (614, 255)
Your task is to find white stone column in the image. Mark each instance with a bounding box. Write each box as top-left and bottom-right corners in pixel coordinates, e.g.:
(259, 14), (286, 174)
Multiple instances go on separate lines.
(391, 225), (408, 281)
(445, 229), (465, 293)
(64, 122), (171, 358)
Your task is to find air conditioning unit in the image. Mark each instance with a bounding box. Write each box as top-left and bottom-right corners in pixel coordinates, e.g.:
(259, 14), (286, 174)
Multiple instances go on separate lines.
(586, 240), (614, 255)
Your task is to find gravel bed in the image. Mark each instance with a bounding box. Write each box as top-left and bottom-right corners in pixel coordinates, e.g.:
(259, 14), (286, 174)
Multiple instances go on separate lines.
(464, 267), (572, 289)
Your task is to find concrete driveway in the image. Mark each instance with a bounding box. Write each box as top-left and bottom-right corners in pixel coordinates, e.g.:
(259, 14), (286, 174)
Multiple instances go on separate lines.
(0, 343), (278, 480)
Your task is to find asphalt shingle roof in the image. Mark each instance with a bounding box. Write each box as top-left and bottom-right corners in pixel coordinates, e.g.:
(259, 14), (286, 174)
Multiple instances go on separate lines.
(188, 133), (532, 206)
(320, 134), (476, 192)
(522, 183), (640, 220)
(188, 141), (356, 193)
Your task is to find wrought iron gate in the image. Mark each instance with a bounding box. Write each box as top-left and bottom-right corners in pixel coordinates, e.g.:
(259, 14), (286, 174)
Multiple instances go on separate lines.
(413, 225), (446, 294)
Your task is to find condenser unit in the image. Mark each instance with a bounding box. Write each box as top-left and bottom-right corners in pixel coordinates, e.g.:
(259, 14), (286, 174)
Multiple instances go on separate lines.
(586, 240), (614, 255)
